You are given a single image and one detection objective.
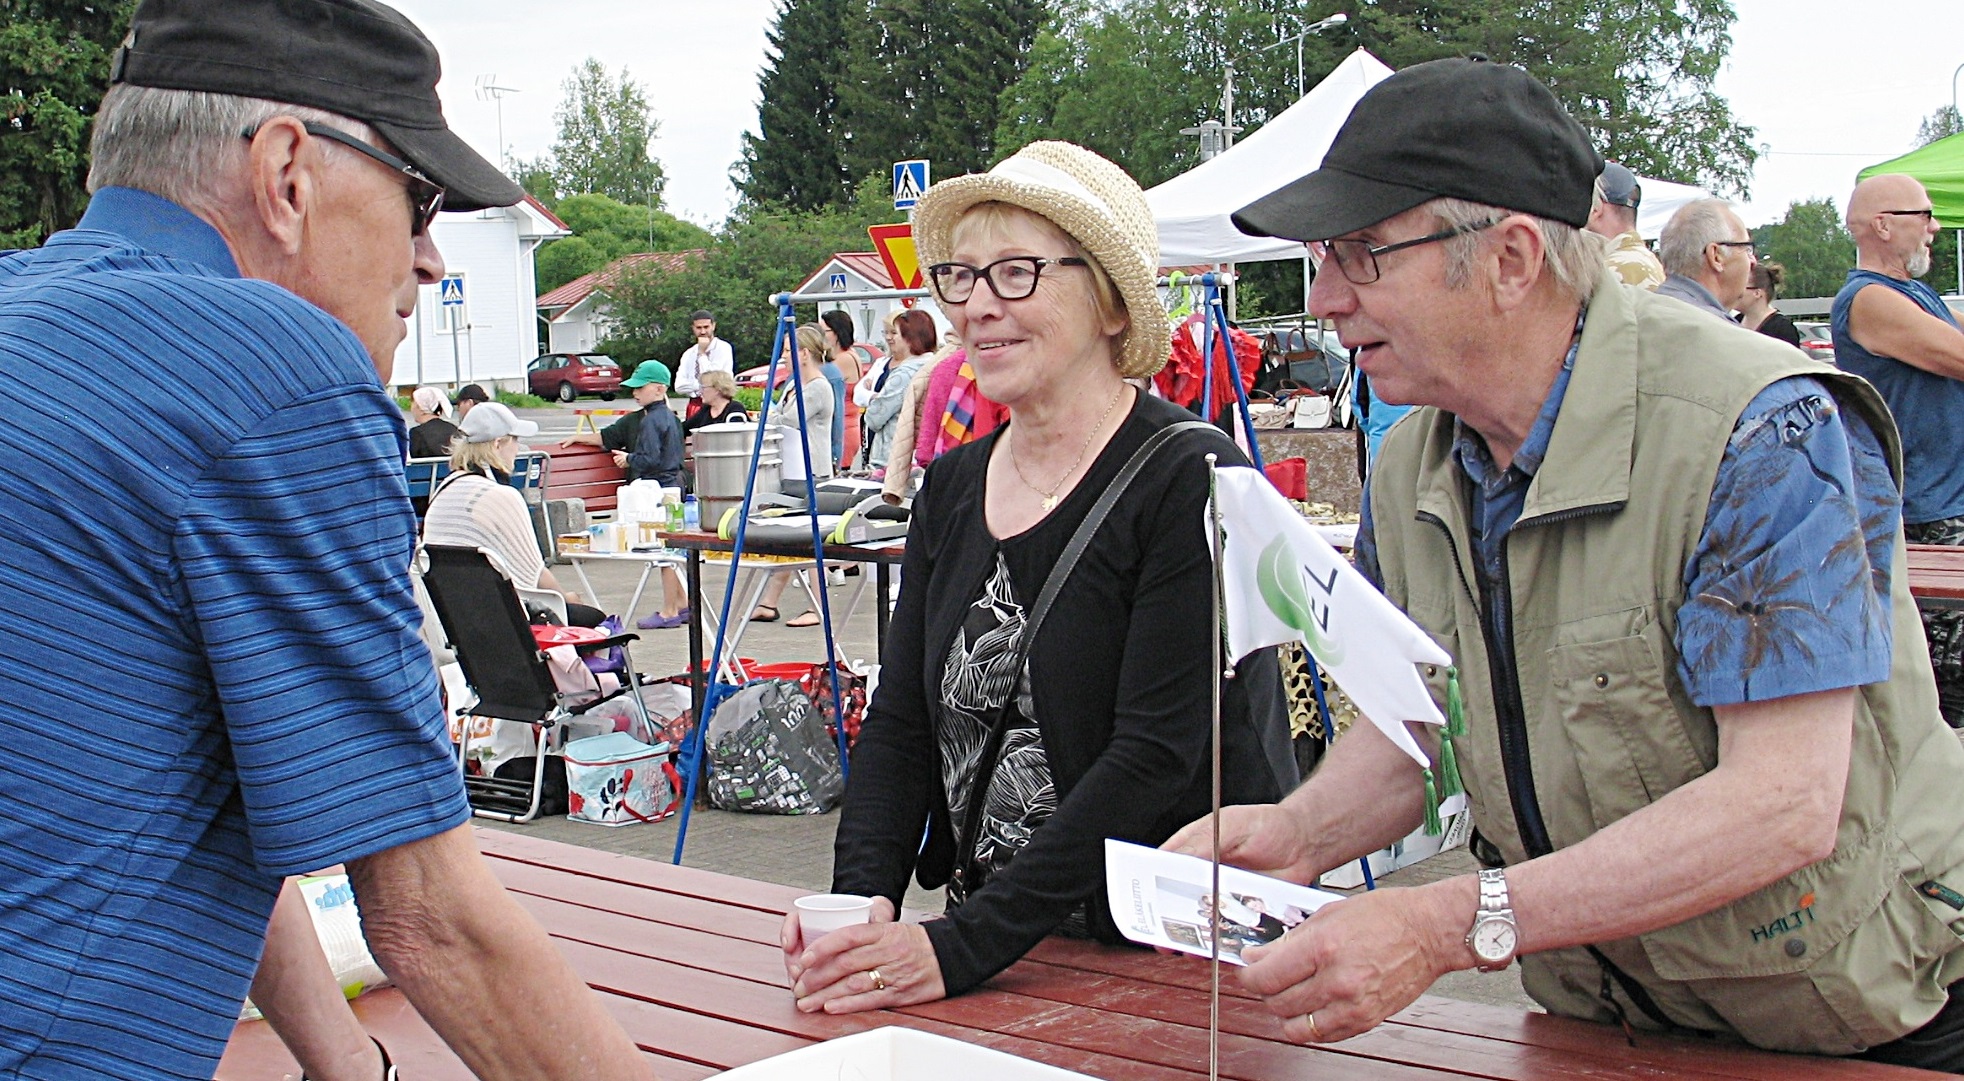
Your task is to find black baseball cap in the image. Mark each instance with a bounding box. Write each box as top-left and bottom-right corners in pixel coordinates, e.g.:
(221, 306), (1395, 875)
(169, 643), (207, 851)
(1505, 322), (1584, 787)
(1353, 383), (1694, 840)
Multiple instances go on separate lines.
(1234, 57), (1603, 242)
(111, 0), (523, 212)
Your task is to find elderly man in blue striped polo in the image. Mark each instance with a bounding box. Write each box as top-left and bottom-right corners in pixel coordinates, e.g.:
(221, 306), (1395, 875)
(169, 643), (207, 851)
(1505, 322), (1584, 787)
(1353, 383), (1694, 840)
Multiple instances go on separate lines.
(0, 2), (654, 1080)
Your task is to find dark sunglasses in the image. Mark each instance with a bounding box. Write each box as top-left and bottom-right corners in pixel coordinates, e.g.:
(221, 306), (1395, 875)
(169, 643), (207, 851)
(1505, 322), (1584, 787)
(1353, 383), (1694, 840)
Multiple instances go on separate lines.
(241, 120), (446, 235)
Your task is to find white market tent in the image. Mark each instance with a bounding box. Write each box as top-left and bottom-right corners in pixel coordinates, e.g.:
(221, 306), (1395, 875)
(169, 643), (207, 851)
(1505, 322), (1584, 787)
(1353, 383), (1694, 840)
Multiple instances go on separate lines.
(1146, 48), (1709, 265)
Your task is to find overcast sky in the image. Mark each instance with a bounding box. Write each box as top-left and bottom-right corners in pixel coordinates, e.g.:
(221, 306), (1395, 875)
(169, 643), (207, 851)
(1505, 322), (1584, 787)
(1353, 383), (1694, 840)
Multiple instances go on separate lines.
(393, 0), (1958, 229)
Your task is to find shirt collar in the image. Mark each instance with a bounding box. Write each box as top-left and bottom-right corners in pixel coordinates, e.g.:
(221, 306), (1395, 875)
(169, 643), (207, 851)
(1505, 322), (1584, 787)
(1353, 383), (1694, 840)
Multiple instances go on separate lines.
(1451, 308), (1587, 490)
(71, 187), (239, 278)
(1661, 273), (1728, 317)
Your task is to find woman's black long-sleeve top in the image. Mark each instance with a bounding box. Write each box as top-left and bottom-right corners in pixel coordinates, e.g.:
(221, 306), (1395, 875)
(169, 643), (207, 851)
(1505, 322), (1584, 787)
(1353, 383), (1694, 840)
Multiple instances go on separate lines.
(831, 393), (1296, 995)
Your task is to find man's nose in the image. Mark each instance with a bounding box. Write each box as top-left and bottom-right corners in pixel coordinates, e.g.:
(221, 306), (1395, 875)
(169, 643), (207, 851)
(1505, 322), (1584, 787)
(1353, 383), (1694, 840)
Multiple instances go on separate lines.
(414, 231), (445, 285)
(1307, 266), (1355, 319)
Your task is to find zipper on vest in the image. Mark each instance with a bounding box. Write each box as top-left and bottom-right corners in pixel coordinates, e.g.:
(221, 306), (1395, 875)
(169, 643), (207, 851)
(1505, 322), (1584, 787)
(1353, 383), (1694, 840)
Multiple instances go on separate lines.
(1433, 497), (1692, 1039)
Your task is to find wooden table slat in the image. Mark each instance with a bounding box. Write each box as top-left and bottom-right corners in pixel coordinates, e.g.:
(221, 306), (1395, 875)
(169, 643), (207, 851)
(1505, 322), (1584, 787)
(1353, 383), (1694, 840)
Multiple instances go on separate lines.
(218, 830), (1950, 1080)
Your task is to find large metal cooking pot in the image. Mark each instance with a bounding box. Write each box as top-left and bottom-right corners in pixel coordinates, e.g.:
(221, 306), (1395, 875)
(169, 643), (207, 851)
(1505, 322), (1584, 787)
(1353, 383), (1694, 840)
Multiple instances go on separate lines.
(693, 422), (782, 526)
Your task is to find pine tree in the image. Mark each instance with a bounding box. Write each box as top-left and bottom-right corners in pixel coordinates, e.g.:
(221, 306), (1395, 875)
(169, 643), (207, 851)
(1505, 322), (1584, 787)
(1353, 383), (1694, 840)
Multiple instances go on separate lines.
(737, 0), (859, 211)
(852, 0), (1045, 181)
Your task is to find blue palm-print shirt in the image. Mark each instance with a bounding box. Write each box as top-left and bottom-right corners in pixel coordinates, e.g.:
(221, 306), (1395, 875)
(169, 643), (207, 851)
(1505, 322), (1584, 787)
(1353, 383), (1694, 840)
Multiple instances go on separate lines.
(1357, 358), (1897, 709)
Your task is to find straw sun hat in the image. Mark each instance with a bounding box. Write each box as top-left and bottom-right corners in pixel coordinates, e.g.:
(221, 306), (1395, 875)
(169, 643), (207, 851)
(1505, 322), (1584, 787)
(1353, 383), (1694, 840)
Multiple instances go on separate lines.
(912, 141), (1171, 379)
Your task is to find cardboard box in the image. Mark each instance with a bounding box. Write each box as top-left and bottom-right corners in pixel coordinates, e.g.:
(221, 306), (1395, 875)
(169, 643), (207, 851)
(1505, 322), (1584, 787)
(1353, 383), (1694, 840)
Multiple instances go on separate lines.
(713, 1028), (1094, 1080)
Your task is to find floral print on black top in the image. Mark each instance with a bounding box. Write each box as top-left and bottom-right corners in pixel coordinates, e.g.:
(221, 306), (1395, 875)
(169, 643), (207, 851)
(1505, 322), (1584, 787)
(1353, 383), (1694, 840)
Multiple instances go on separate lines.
(937, 552), (1086, 933)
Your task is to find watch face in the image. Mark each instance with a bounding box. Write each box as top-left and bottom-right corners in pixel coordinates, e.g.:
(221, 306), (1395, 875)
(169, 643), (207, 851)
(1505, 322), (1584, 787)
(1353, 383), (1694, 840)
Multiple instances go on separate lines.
(1472, 918), (1517, 962)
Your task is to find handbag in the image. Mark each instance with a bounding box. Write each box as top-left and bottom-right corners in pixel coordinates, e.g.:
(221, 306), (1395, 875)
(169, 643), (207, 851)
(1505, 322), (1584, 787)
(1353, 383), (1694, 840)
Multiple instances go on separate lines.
(946, 419), (1226, 896)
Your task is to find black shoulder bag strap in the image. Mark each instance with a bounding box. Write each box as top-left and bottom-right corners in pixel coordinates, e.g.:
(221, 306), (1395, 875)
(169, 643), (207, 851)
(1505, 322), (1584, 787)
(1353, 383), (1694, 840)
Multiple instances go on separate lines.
(950, 420), (1224, 893)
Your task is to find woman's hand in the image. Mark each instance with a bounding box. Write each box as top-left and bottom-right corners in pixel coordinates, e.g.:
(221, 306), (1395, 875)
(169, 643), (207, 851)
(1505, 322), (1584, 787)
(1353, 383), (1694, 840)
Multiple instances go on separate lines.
(779, 897), (947, 1014)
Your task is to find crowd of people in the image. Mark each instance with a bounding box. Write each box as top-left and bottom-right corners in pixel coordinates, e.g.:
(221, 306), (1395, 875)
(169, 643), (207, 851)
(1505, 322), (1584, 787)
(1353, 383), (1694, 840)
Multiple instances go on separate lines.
(4, 0), (1964, 1079)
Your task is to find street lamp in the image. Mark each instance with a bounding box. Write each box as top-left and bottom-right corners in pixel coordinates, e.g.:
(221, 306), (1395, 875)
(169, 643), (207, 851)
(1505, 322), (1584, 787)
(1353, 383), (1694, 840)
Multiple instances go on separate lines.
(473, 74), (521, 172)
(1219, 12), (1347, 151)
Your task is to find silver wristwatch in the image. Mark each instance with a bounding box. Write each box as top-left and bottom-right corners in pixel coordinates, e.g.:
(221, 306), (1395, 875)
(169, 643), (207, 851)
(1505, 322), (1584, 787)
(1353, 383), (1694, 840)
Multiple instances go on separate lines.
(1465, 868), (1519, 971)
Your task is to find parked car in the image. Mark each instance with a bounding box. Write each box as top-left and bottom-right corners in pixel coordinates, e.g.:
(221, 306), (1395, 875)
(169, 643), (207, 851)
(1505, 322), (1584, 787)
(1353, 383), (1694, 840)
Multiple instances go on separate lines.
(1253, 327), (1349, 394)
(528, 353), (622, 402)
(1794, 321), (1836, 364)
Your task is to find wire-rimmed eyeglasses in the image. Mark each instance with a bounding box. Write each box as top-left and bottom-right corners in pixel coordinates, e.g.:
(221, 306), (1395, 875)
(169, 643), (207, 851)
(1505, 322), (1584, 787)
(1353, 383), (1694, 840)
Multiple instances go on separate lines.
(241, 120), (446, 236)
(926, 256), (1088, 304)
(1305, 219), (1502, 285)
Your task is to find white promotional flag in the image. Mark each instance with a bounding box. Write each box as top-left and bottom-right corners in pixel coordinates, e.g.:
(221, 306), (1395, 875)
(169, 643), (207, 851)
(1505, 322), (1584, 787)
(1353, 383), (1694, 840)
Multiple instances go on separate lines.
(1210, 466), (1451, 768)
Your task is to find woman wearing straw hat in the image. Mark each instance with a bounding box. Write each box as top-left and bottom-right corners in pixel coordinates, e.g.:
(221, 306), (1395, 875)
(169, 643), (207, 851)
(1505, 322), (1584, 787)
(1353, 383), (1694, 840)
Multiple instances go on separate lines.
(783, 142), (1294, 1014)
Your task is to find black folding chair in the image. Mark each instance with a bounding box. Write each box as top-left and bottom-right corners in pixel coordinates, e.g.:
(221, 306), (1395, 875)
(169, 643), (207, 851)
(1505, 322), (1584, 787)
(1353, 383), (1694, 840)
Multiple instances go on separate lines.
(419, 544), (650, 822)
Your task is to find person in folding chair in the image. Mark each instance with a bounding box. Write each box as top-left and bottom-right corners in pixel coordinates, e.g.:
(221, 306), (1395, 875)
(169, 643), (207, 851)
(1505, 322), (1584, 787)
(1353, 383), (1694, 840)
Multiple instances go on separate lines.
(783, 141), (1296, 1015)
(425, 402), (607, 627)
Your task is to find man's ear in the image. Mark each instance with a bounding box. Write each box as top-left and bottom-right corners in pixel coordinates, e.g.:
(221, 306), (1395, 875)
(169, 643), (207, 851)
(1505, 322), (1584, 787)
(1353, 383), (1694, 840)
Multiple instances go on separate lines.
(240, 116), (317, 256)
(1486, 215), (1547, 310)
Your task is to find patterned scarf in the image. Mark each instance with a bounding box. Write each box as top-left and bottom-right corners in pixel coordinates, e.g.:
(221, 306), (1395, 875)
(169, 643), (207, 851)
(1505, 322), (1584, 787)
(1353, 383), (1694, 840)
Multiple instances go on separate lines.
(940, 358), (982, 448)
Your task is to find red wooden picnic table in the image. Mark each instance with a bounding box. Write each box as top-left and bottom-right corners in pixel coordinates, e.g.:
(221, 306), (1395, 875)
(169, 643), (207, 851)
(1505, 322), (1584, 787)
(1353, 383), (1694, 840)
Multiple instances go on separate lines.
(216, 829), (1945, 1079)
(1908, 543), (1964, 611)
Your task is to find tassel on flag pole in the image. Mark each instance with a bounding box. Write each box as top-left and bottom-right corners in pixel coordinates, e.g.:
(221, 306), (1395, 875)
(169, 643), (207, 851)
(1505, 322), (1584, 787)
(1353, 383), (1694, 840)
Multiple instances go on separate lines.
(1208, 466), (1464, 833)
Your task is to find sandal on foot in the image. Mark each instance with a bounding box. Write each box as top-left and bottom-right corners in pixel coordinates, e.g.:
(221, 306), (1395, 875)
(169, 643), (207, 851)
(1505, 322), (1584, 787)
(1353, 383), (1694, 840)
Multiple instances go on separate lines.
(786, 611), (823, 628)
(750, 606), (780, 622)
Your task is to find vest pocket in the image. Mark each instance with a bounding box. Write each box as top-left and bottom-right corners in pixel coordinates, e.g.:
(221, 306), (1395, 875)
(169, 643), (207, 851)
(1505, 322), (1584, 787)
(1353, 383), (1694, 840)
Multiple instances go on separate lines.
(1547, 632), (1705, 830)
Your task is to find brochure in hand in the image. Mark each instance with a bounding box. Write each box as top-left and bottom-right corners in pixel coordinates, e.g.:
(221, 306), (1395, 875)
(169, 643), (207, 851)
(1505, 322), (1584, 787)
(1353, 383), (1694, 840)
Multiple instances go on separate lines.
(1103, 839), (1345, 965)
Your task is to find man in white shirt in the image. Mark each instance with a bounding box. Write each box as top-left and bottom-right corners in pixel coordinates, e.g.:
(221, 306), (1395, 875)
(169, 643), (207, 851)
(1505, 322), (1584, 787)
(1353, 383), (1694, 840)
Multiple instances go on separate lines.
(673, 309), (734, 418)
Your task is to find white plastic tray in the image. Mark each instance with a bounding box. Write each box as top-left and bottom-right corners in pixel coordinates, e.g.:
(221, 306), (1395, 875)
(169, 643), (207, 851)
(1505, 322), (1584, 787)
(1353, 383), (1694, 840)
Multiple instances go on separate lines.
(713, 1027), (1096, 1080)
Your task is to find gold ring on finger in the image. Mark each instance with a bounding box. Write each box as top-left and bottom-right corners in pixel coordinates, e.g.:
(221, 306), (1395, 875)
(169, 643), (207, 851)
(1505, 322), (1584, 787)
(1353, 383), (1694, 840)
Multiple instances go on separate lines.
(868, 968), (886, 992)
(1307, 1011), (1321, 1041)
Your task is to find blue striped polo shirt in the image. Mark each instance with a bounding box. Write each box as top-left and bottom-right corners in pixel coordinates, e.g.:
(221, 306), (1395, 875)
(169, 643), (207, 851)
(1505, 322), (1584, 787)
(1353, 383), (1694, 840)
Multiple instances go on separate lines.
(0, 188), (470, 1080)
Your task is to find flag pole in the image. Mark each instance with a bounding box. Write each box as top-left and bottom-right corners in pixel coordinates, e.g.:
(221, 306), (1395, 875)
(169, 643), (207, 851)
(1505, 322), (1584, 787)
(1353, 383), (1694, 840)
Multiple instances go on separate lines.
(1205, 453), (1227, 1081)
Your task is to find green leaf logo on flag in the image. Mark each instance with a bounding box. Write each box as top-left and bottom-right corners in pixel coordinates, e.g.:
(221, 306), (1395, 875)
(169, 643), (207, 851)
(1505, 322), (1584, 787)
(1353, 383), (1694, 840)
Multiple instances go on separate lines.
(1256, 534), (1344, 665)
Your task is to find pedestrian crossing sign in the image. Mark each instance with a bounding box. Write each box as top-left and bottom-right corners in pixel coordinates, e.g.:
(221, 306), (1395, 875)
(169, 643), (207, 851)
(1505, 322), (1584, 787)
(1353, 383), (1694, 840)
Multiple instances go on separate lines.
(439, 275), (465, 307)
(892, 159), (929, 210)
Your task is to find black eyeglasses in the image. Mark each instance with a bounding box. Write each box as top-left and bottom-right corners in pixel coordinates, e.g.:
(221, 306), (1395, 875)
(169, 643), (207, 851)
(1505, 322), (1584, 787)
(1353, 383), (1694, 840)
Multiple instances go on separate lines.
(1713, 240), (1758, 256)
(926, 256), (1088, 304)
(241, 120), (445, 235)
(1882, 209), (1936, 221)
(1306, 219), (1502, 285)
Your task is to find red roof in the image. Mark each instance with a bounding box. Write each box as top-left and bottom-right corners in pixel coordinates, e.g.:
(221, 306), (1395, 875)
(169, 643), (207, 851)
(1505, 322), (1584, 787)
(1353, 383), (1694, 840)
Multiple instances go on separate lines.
(832, 252), (893, 288)
(537, 250), (704, 312)
(525, 193), (569, 231)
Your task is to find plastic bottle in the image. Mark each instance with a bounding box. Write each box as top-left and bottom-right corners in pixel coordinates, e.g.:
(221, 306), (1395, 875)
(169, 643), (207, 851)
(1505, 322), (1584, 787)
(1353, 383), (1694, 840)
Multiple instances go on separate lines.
(682, 495), (699, 531)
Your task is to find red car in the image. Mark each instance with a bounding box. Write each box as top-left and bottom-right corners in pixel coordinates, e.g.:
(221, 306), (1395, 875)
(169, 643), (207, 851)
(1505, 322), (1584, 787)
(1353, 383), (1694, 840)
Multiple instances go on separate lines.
(528, 353), (622, 402)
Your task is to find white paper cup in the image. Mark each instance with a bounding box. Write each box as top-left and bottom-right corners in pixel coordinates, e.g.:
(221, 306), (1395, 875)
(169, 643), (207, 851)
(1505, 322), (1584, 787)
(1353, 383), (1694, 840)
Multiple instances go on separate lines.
(795, 893), (875, 945)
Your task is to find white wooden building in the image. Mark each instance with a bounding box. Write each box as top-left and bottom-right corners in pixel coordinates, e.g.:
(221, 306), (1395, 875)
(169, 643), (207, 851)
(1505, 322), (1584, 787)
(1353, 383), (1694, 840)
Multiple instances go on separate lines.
(536, 250), (702, 356)
(794, 253), (948, 348)
(391, 195), (568, 391)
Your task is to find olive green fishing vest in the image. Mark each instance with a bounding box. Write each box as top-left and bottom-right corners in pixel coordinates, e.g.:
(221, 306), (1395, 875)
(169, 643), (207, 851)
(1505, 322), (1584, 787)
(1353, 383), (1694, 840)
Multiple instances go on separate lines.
(1371, 276), (1964, 1054)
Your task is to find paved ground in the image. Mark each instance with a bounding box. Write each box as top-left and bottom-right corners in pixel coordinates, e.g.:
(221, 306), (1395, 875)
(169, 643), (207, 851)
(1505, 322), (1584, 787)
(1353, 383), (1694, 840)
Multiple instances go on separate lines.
(476, 537), (1539, 1014)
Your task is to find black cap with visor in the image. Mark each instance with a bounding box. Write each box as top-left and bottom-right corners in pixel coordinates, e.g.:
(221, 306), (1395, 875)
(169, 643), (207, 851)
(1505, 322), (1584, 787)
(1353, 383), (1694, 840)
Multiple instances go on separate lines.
(111, 0), (523, 212)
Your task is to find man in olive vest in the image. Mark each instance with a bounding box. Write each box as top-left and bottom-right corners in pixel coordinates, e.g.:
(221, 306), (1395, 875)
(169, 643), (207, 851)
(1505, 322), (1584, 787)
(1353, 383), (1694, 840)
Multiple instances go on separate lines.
(1169, 58), (1964, 1069)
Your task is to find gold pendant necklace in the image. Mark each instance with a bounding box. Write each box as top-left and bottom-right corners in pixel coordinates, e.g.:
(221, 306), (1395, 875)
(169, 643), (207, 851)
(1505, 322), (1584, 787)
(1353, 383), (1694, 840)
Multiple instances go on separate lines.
(1012, 384), (1127, 512)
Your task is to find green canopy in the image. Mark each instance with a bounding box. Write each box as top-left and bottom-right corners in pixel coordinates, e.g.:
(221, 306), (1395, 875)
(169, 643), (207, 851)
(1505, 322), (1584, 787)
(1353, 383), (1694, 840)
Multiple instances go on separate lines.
(1860, 131), (1964, 228)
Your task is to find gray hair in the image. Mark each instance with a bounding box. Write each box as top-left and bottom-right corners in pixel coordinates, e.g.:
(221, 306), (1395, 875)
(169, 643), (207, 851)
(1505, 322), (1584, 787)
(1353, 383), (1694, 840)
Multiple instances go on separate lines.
(88, 84), (372, 212)
(1429, 197), (1604, 303)
(1656, 199), (1740, 278)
